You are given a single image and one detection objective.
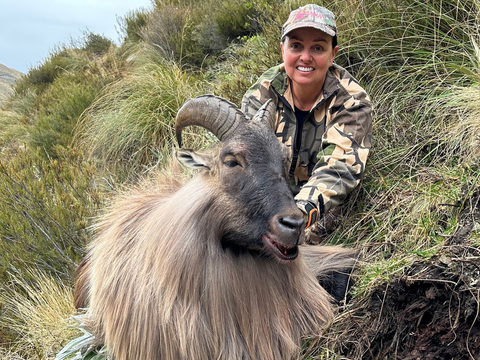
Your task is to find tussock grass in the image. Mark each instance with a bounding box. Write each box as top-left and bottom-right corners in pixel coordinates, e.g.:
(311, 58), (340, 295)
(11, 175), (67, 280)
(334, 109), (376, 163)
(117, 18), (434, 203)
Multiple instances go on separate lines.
(339, 0), (480, 167)
(76, 43), (211, 179)
(434, 81), (480, 164)
(321, 0), (480, 289)
(0, 268), (81, 359)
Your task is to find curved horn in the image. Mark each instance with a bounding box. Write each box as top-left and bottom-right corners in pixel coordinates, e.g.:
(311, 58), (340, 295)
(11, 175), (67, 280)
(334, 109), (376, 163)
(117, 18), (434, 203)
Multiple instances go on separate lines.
(251, 99), (277, 131)
(175, 95), (246, 147)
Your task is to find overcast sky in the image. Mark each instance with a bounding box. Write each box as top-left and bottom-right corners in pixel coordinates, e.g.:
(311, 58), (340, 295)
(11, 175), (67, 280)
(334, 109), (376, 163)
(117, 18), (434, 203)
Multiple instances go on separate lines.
(0, 0), (153, 74)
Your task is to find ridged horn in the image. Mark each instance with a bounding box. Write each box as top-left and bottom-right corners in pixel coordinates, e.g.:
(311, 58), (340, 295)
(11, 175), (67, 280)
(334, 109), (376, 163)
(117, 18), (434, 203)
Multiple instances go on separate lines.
(175, 95), (246, 147)
(251, 99), (277, 131)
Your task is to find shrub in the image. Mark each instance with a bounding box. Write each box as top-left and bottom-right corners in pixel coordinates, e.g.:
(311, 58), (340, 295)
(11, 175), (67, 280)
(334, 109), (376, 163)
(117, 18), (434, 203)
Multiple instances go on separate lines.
(82, 32), (114, 56)
(214, 0), (260, 39)
(213, 35), (278, 104)
(0, 147), (105, 282)
(30, 74), (101, 157)
(0, 105), (32, 150)
(118, 9), (149, 43)
(142, 0), (272, 68)
(15, 49), (72, 95)
(141, 3), (207, 66)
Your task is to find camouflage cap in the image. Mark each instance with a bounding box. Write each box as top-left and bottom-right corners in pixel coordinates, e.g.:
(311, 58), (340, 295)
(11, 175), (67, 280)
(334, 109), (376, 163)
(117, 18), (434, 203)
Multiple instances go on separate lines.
(281, 4), (336, 40)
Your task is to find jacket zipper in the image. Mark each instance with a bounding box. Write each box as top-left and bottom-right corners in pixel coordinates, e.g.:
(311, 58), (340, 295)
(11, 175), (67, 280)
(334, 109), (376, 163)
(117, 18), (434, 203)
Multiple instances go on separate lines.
(273, 87), (338, 178)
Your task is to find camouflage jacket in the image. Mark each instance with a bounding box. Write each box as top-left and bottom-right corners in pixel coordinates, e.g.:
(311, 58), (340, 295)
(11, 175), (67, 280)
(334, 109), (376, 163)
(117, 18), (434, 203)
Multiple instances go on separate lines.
(241, 63), (372, 216)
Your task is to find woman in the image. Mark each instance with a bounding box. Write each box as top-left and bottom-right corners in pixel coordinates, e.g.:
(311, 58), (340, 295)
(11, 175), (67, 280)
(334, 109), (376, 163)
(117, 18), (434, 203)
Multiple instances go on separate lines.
(242, 4), (372, 242)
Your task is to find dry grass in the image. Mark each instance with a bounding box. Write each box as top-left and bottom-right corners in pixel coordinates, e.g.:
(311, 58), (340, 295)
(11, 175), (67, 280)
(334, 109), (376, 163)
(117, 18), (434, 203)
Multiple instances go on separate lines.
(0, 268), (81, 359)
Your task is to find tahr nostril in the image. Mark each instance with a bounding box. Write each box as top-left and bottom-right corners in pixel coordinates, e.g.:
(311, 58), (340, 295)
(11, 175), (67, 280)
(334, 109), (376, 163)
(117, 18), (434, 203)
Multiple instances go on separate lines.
(279, 216), (304, 231)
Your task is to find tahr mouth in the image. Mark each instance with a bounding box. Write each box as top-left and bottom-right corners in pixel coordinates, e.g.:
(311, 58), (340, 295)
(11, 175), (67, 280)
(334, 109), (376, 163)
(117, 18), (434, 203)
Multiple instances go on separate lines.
(262, 233), (299, 261)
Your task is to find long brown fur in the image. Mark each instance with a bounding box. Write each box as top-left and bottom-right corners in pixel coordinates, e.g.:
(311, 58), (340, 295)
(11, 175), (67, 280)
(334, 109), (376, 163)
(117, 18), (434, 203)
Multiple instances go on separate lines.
(77, 171), (355, 360)
(76, 95), (357, 359)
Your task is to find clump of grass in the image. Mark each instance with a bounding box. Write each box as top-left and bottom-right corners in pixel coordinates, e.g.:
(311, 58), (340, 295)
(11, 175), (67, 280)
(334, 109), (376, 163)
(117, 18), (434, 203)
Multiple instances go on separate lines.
(340, 0), (480, 167)
(432, 81), (480, 165)
(322, 0), (480, 261)
(76, 43), (211, 179)
(0, 268), (81, 359)
(340, 164), (478, 244)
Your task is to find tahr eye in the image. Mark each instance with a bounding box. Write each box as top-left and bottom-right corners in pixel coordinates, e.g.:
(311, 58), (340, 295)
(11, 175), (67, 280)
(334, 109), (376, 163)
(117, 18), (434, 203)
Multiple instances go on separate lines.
(224, 160), (240, 168)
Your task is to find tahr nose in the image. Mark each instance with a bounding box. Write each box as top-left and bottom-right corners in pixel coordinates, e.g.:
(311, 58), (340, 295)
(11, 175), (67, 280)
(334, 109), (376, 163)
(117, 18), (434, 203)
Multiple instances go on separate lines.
(278, 214), (304, 234)
(271, 210), (304, 246)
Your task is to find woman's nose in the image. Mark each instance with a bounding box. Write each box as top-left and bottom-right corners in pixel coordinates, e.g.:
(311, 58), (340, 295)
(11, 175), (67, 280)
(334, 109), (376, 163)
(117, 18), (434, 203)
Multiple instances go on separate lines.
(299, 49), (312, 61)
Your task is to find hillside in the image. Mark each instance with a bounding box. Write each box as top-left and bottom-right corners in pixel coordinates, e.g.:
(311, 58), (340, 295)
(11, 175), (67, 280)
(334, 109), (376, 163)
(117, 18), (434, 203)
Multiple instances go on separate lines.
(0, 0), (478, 359)
(0, 63), (22, 104)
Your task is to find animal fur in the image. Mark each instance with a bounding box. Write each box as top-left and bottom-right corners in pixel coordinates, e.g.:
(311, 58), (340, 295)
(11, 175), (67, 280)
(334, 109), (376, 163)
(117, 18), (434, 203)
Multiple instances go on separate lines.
(75, 96), (356, 360)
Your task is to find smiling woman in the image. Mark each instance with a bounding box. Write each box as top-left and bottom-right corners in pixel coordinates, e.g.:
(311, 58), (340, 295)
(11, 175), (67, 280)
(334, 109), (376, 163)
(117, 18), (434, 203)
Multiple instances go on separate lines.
(241, 4), (372, 243)
(281, 28), (339, 110)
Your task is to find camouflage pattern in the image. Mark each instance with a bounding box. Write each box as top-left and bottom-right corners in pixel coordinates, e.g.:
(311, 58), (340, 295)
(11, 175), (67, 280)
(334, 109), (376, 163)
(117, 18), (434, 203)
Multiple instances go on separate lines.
(241, 63), (372, 216)
(281, 4), (337, 39)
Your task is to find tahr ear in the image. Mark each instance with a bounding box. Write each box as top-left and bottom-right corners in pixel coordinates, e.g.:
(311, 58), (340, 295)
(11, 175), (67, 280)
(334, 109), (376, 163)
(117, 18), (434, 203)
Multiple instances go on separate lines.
(175, 148), (212, 170)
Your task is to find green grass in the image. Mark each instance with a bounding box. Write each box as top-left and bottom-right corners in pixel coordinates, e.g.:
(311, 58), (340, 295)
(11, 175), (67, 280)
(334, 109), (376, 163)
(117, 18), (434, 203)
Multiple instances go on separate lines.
(76, 43), (211, 179)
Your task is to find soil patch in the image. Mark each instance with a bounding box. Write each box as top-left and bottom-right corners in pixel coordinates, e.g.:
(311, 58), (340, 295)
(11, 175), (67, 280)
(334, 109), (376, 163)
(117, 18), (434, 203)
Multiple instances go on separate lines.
(324, 243), (480, 359)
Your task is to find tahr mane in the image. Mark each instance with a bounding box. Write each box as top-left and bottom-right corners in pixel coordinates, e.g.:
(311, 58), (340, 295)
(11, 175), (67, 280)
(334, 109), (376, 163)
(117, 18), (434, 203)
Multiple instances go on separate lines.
(74, 95), (356, 360)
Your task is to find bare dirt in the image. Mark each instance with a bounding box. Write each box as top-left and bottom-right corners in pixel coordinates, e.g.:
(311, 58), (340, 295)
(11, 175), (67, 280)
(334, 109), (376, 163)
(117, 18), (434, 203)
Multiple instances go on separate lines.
(323, 193), (480, 360)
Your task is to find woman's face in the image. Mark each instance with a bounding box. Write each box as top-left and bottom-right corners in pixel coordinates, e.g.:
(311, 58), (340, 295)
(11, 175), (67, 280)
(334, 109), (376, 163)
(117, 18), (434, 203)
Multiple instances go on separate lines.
(281, 28), (338, 92)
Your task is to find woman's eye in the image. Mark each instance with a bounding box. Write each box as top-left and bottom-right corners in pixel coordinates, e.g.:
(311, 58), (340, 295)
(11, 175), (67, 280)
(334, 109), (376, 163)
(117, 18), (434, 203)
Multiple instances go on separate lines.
(290, 43), (302, 51)
(312, 45), (323, 53)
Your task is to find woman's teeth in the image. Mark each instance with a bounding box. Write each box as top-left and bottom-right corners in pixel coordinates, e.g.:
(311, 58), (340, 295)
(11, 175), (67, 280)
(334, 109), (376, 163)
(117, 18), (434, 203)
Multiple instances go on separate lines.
(297, 66), (314, 71)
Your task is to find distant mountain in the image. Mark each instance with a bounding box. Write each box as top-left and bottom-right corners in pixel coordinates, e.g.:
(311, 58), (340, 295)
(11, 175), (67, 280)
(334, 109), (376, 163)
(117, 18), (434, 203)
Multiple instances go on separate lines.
(0, 63), (23, 105)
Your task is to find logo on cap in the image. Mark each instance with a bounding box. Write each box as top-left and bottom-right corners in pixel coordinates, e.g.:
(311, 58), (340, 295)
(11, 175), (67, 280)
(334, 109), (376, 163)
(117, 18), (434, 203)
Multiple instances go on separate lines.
(281, 4), (337, 39)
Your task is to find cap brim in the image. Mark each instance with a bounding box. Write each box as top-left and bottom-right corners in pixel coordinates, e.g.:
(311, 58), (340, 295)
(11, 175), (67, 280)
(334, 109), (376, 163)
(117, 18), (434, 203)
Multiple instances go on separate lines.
(282, 23), (336, 39)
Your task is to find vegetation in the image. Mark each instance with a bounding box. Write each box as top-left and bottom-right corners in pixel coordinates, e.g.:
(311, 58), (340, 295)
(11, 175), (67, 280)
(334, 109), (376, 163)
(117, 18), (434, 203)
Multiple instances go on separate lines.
(76, 44), (210, 178)
(0, 268), (80, 359)
(0, 0), (478, 358)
